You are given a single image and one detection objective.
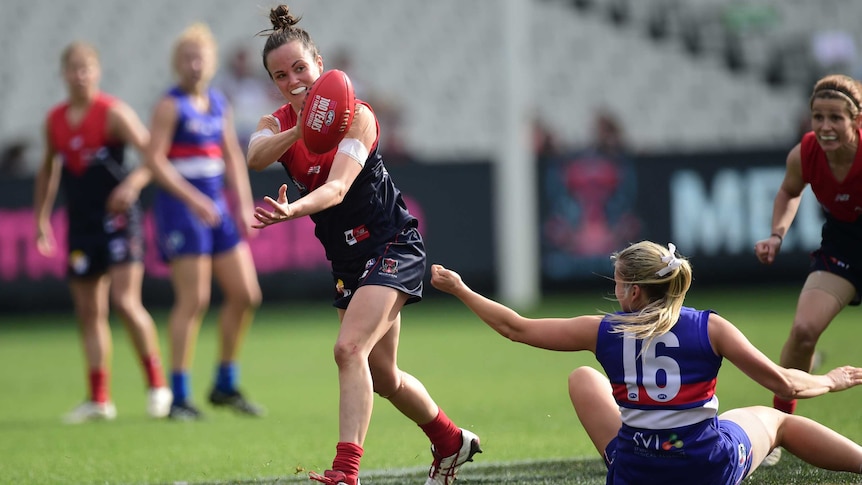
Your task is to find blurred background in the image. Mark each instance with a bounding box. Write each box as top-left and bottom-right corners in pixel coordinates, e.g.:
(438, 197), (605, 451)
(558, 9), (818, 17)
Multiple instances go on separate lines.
(2, 0), (861, 311)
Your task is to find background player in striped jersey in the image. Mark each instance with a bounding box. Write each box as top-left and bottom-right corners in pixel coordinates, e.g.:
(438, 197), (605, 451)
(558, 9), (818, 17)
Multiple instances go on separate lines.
(432, 241), (862, 484)
(34, 41), (172, 423)
(145, 23), (262, 420)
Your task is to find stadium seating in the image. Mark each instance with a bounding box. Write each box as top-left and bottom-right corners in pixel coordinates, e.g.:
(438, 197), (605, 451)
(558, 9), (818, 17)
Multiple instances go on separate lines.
(2, 0), (861, 171)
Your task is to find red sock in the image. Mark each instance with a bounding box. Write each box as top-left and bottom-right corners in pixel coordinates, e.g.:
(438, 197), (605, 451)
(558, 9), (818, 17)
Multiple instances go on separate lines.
(89, 368), (109, 403)
(331, 442), (363, 478)
(419, 408), (462, 457)
(142, 354), (166, 388)
(773, 396), (797, 414)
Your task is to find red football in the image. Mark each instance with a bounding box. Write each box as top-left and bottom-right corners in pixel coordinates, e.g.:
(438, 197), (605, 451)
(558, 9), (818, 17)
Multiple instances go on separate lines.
(300, 69), (356, 154)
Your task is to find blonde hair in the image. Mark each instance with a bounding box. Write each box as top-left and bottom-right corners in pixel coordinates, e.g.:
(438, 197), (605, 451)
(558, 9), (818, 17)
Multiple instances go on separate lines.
(608, 241), (692, 348)
(61, 41), (99, 68)
(172, 22), (218, 77)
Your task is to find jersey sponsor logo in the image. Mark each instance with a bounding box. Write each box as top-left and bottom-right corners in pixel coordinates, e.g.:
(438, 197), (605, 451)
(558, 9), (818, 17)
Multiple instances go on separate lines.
(835, 193), (850, 202)
(632, 431), (684, 451)
(344, 225), (370, 246)
(307, 165), (321, 174)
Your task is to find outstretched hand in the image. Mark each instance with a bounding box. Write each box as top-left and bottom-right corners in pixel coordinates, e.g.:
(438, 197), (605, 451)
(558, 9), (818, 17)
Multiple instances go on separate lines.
(430, 264), (466, 295)
(253, 184), (292, 228)
(754, 237), (781, 264)
(826, 365), (862, 392)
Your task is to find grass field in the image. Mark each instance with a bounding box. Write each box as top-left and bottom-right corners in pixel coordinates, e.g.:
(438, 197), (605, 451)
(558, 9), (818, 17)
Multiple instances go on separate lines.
(1, 284), (860, 484)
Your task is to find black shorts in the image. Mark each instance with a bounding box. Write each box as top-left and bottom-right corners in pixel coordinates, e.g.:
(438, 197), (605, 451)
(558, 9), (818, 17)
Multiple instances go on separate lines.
(330, 225), (426, 310)
(810, 246), (862, 306)
(67, 209), (144, 278)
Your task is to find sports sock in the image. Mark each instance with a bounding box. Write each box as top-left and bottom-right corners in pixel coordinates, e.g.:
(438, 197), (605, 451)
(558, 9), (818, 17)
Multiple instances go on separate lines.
(89, 368), (109, 403)
(215, 362), (237, 393)
(171, 371), (190, 404)
(142, 354), (166, 388)
(419, 408), (463, 457)
(331, 442), (363, 478)
(773, 395), (797, 414)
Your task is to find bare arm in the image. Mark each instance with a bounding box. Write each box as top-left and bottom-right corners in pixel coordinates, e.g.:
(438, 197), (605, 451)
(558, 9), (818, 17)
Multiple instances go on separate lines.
(430, 264), (601, 352)
(105, 100), (152, 213)
(246, 114), (299, 171)
(33, 120), (62, 257)
(754, 144), (806, 264)
(252, 104), (374, 227)
(708, 313), (862, 399)
(221, 105), (255, 238)
(144, 96), (220, 226)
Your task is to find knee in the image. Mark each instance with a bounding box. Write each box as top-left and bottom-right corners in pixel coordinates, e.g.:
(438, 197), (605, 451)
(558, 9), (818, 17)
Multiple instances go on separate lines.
(788, 319), (825, 347)
(332, 339), (366, 369)
(569, 367), (606, 398)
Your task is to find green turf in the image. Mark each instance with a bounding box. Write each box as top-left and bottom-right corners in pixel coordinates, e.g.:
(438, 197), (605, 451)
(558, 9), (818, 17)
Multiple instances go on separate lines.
(0, 285), (860, 484)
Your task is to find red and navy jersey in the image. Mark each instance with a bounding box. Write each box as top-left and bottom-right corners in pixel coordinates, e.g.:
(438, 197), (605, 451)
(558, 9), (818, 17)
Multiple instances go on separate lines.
(271, 100), (415, 263)
(596, 306), (721, 430)
(46, 93), (128, 233)
(800, 131), (862, 253)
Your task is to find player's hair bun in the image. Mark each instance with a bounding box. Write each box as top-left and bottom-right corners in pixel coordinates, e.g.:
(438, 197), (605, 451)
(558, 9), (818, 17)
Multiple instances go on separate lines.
(269, 5), (301, 31)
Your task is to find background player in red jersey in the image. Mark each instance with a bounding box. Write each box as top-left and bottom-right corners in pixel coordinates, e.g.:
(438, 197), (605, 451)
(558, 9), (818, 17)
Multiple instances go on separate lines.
(433, 241), (862, 484)
(754, 74), (862, 464)
(33, 41), (171, 423)
(144, 23), (262, 420)
(247, 5), (480, 485)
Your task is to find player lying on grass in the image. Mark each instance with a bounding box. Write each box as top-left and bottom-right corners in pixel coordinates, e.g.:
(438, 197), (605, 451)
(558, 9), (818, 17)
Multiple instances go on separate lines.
(431, 240), (862, 485)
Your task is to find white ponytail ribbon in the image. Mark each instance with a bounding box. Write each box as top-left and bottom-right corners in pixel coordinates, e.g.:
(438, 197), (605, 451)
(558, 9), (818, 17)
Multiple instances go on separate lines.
(656, 243), (682, 277)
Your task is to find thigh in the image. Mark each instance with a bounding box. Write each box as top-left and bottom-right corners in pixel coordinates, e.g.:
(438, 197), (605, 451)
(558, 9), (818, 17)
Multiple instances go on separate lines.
(212, 242), (260, 301)
(340, 285), (408, 353)
(719, 406), (778, 476)
(796, 271), (854, 333)
(568, 366), (620, 459)
(108, 261), (145, 301)
(169, 255), (213, 304)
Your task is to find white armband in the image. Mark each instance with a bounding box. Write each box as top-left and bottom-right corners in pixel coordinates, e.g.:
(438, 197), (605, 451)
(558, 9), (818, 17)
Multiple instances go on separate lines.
(248, 128), (274, 147)
(337, 138), (369, 167)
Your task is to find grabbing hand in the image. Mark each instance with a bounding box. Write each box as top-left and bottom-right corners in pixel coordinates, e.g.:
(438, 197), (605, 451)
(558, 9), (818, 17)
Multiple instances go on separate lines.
(430, 264), (466, 295)
(826, 365), (862, 392)
(253, 184), (293, 228)
(754, 236), (782, 264)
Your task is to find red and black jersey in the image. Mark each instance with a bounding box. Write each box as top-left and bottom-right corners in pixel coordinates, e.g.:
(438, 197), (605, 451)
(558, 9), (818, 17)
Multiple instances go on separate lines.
(271, 101), (415, 263)
(46, 93), (128, 233)
(800, 131), (862, 254)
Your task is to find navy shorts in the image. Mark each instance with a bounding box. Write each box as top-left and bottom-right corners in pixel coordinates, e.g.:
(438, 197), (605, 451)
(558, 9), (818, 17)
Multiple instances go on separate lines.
(67, 207), (144, 278)
(810, 246), (861, 306)
(604, 419), (752, 485)
(330, 225), (426, 310)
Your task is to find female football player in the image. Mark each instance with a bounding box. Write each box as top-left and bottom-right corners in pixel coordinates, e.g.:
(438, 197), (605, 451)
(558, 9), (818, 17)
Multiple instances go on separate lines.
(433, 240), (862, 484)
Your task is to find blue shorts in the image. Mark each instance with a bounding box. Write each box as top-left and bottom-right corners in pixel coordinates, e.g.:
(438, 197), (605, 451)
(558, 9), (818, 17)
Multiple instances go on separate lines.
(604, 418), (752, 485)
(152, 184), (241, 262)
(810, 246), (862, 306)
(67, 206), (144, 278)
(330, 225), (426, 310)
